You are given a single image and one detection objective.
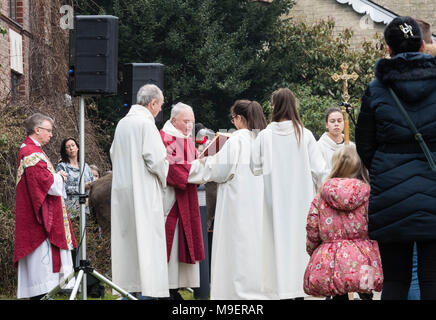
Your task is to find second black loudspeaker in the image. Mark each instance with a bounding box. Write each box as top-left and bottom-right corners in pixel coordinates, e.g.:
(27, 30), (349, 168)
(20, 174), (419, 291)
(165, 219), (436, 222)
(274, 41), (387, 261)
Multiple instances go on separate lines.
(123, 63), (164, 122)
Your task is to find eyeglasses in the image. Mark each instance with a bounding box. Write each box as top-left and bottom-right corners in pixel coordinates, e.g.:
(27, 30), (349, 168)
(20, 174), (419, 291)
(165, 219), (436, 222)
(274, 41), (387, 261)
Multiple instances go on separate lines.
(229, 114), (237, 124)
(38, 127), (53, 133)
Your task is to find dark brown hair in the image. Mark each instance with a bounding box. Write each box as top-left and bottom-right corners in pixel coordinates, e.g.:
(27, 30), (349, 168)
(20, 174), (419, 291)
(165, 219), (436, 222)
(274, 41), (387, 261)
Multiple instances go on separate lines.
(60, 137), (79, 164)
(325, 107), (343, 123)
(271, 88), (304, 143)
(384, 16), (422, 55)
(230, 100), (267, 131)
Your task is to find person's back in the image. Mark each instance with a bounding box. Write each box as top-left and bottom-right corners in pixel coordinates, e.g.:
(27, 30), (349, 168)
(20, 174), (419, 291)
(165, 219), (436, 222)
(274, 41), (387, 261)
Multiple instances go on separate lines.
(356, 17), (436, 242)
(209, 129), (266, 299)
(304, 177), (383, 297)
(189, 100), (269, 299)
(110, 84), (169, 299)
(356, 16), (436, 300)
(112, 111), (152, 186)
(256, 121), (320, 208)
(250, 88), (327, 299)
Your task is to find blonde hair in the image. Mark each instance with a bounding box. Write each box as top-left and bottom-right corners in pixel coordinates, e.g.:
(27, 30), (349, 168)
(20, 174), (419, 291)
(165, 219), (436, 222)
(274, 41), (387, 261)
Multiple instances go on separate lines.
(328, 144), (369, 184)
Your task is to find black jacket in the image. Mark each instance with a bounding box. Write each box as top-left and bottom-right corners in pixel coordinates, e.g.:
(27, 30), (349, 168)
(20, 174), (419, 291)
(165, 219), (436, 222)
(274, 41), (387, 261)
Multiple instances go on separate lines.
(356, 52), (436, 242)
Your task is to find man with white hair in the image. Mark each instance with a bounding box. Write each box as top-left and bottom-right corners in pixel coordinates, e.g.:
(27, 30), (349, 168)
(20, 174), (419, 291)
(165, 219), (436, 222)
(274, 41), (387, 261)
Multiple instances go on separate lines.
(160, 103), (204, 299)
(110, 84), (170, 299)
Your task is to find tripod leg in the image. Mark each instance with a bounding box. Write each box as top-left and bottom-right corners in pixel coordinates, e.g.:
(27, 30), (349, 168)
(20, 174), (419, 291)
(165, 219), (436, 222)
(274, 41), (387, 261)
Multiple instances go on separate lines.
(41, 270), (77, 300)
(69, 270), (84, 300)
(90, 269), (138, 300)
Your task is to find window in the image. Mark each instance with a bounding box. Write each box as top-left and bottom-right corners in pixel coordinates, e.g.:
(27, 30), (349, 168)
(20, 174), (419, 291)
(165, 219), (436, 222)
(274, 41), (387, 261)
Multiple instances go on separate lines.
(9, 0), (17, 21)
(11, 71), (21, 101)
(9, 28), (23, 74)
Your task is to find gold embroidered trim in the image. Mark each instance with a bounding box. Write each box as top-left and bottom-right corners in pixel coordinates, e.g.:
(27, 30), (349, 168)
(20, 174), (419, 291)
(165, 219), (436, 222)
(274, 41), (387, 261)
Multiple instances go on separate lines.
(16, 151), (74, 249)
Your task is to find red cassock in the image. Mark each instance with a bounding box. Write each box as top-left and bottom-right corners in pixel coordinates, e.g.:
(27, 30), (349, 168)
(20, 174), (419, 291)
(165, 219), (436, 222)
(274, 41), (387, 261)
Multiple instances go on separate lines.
(160, 130), (204, 264)
(14, 137), (77, 272)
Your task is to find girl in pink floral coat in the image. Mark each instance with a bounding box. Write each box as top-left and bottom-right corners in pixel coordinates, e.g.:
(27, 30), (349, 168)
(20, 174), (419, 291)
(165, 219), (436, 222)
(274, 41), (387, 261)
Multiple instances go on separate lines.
(303, 145), (383, 299)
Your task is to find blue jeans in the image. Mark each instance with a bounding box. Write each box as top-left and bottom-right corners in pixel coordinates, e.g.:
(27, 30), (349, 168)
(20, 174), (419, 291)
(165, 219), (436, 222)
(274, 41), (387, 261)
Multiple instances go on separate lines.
(408, 243), (421, 300)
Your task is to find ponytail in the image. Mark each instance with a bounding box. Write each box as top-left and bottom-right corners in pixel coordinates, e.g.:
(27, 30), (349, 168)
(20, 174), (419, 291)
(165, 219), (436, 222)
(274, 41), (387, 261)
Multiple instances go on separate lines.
(230, 100), (267, 131)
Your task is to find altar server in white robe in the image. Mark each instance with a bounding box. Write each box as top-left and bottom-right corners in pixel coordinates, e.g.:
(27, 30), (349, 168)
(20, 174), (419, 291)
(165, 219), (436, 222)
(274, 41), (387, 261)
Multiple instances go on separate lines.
(110, 84), (169, 298)
(189, 100), (271, 300)
(250, 88), (328, 300)
(317, 107), (355, 172)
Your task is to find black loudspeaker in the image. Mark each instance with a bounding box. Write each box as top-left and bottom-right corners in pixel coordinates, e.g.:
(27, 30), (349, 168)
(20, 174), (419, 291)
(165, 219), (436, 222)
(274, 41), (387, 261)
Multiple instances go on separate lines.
(123, 63), (164, 122)
(69, 15), (119, 96)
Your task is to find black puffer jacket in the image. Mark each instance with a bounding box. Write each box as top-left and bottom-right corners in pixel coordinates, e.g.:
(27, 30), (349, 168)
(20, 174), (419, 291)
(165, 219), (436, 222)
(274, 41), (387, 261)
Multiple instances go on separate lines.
(356, 52), (436, 242)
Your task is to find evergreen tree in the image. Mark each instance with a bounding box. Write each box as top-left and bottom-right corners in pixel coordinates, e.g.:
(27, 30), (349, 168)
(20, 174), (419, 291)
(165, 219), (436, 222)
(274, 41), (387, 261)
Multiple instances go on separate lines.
(76, 0), (295, 133)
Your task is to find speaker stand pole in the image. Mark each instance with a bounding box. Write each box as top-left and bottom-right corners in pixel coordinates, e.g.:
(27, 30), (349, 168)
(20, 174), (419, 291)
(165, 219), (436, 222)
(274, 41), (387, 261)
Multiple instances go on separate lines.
(78, 95), (87, 300)
(42, 95), (137, 300)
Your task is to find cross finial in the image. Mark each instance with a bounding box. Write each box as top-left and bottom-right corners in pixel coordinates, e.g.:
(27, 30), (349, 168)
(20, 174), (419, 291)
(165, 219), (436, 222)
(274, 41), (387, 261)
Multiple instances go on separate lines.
(331, 63), (359, 145)
(331, 63), (359, 103)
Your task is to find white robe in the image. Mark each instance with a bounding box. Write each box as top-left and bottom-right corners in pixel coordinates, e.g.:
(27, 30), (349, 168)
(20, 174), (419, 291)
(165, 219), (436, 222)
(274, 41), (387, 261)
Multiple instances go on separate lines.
(161, 120), (200, 289)
(189, 129), (271, 300)
(317, 132), (355, 172)
(110, 105), (169, 298)
(250, 121), (327, 299)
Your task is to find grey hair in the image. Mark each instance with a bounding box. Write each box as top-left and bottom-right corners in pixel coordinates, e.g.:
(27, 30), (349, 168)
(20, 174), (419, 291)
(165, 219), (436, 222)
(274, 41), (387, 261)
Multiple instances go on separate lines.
(136, 84), (163, 107)
(24, 113), (54, 135)
(170, 102), (193, 120)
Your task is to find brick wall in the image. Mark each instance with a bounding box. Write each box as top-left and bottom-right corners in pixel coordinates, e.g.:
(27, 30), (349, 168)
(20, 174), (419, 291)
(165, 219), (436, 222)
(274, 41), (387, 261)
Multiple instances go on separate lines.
(0, 0), (30, 102)
(375, 0), (436, 32)
(0, 17), (10, 98)
(287, 0), (435, 49)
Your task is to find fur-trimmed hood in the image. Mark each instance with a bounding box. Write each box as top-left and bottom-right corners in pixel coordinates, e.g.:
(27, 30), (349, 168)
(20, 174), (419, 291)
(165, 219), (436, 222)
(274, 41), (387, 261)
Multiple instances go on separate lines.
(374, 52), (436, 103)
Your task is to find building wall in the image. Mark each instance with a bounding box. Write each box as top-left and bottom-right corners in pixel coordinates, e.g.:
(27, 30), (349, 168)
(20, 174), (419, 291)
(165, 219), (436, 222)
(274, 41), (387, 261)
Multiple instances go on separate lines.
(288, 0), (435, 49)
(0, 0), (31, 102)
(376, 0), (436, 31)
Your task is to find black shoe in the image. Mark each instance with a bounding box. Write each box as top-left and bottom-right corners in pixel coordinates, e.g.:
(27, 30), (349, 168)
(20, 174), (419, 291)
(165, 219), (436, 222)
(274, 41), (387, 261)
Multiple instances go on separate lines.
(358, 292), (373, 300)
(169, 289), (184, 300)
(88, 284), (105, 298)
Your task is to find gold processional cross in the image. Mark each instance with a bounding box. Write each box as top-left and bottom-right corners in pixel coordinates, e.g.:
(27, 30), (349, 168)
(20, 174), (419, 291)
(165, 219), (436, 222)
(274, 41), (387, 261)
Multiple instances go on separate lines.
(331, 63), (359, 145)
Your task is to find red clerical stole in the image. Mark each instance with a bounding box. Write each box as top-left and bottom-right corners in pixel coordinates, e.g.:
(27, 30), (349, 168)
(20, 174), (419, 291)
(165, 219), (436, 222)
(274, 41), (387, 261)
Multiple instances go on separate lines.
(14, 137), (76, 272)
(160, 129), (204, 264)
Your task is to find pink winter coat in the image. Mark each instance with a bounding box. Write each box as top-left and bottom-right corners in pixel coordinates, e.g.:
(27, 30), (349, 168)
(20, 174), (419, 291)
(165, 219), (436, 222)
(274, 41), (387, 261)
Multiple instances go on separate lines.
(303, 178), (383, 297)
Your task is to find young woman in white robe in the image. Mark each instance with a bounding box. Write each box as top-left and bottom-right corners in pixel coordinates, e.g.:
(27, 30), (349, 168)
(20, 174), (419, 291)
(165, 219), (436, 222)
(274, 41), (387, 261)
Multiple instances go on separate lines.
(250, 88), (328, 299)
(188, 100), (271, 299)
(317, 107), (355, 172)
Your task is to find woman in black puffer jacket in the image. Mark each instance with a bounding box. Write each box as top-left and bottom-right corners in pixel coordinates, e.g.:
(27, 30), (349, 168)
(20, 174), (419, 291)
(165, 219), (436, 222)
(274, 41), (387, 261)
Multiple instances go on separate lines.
(356, 16), (436, 300)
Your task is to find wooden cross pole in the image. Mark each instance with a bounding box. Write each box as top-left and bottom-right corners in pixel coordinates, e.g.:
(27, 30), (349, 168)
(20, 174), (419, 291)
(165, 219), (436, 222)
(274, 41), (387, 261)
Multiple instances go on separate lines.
(331, 63), (359, 145)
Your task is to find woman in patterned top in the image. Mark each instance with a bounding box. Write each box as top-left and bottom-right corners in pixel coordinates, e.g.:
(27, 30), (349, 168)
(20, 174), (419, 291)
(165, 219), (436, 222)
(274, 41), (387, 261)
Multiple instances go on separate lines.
(56, 137), (94, 219)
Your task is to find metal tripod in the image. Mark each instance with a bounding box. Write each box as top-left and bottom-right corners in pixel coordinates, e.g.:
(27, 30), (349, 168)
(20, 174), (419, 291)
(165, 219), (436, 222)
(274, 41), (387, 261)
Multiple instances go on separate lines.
(42, 96), (137, 300)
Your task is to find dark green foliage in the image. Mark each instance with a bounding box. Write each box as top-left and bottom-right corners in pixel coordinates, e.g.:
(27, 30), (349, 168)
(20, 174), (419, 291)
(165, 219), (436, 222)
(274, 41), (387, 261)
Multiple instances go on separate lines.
(263, 18), (387, 139)
(0, 1), (389, 298)
(74, 1), (386, 150)
(75, 0), (295, 147)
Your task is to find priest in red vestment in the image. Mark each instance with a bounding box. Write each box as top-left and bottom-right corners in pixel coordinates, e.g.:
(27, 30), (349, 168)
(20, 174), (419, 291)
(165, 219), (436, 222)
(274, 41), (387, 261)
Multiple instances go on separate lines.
(14, 113), (76, 299)
(160, 103), (204, 299)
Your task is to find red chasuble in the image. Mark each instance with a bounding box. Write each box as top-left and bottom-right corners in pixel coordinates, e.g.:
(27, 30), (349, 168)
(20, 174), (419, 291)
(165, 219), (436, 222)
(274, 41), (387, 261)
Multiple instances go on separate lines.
(160, 130), (204, 264)
(14, 137), (76, 272)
